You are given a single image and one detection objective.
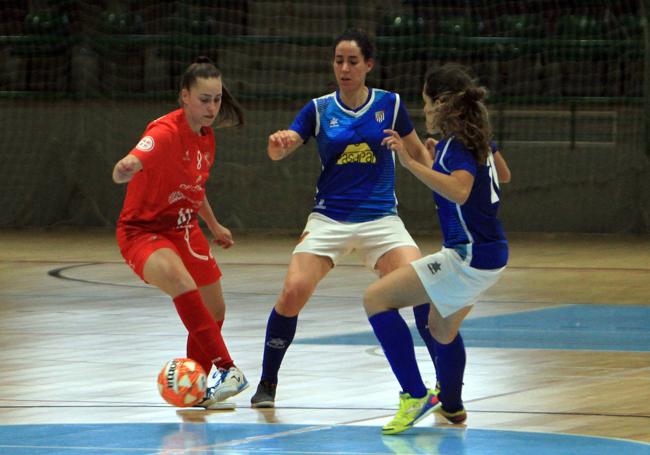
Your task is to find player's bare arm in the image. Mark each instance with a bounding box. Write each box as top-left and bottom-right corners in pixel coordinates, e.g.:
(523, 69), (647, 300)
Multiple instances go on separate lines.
(112, 154), (143, 184)
(267, 130), (302, 160)
(382, 129), (474, 204)
(493, 150), (511, 183)
(400, 129), (434, 168)
(199, 196), (234, 249)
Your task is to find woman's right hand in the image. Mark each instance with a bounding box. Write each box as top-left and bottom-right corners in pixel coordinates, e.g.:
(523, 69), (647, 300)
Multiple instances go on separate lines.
(112, 154), (142, 183)
(382, 129), (414, 169)
(425, 137), (438, 161)
(267, 130), (300, 160)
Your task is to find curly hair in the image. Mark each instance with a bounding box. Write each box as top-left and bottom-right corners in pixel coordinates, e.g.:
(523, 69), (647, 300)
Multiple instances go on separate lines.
(424, 63), (491, 163)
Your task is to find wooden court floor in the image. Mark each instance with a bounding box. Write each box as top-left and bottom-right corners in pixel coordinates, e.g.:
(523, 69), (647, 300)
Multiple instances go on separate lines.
(0, 229), (649, 453)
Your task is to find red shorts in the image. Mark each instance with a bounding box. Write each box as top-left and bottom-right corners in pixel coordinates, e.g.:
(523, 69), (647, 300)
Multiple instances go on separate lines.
(116, 224), (222, 287)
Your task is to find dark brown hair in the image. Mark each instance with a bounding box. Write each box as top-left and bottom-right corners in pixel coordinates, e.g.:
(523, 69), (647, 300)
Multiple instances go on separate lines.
(333, 28), (374, 61)
(179, 56), (244, 128)
(424, 63), (491, 163)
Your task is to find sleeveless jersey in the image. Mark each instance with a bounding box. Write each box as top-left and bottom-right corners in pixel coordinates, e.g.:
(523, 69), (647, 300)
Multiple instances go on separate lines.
(290, 88), (414, 222)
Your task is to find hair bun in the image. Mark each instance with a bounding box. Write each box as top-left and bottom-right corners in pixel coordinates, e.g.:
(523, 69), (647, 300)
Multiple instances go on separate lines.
(463, 87), (486, 102)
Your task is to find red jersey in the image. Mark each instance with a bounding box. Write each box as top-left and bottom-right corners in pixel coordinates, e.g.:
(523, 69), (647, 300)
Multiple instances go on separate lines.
(117, 108), (215, 232)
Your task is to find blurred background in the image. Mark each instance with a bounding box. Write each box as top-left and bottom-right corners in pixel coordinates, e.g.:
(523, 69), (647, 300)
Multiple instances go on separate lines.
(1, 0), (648, 234)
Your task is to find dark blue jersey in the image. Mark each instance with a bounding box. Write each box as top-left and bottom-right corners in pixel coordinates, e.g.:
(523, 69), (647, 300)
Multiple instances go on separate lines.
(290, 89), (414, 222)
(433, 137), (508, 269)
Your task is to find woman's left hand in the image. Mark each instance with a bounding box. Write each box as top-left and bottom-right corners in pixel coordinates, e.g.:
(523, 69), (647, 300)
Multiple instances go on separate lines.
(211, 223), (234, 249)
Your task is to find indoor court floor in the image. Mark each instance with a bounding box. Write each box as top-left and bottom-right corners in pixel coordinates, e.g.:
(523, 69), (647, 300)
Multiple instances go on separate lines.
(0, 229), (649, 454)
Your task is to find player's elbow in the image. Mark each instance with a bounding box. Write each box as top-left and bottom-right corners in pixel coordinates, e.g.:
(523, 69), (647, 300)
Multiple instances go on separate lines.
(453, 184), (472, 205)
(499, 169), (511, 183)
(456, 192), (470, 205)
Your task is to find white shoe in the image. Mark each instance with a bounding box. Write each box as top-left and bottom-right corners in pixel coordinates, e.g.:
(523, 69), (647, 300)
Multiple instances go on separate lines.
(199, 366), (249, 409)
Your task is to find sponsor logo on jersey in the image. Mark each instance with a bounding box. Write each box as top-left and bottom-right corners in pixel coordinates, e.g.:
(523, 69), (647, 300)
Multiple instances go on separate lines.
(375, 110), (385, 123)
(136, 136), (155, 152)
(336, 142), (376, 165)
(179, 183), (203, 192)
(168, 191), (184, 204)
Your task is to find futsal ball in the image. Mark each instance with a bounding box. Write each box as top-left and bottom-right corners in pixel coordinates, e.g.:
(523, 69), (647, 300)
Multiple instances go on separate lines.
(157, 358), (207, 407)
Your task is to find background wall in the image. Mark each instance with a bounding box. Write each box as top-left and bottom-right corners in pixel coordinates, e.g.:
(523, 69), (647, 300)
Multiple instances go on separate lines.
(1, 0), (648, 233)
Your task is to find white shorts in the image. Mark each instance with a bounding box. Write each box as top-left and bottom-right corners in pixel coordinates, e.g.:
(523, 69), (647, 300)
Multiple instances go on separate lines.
(293, 212), (419, 271)
(411, 247), (505, 318)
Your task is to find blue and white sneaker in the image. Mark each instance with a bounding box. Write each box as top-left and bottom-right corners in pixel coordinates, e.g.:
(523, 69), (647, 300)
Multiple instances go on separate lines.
(199, 366), (249, 409)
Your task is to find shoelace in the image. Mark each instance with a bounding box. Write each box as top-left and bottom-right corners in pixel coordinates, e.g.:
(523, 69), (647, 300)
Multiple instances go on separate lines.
(400, 394), (431, 418)
(216, 369), (229, 385)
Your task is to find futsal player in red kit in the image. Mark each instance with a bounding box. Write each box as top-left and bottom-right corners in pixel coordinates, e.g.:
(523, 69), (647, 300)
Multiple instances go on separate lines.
(112, 56), (248, 409)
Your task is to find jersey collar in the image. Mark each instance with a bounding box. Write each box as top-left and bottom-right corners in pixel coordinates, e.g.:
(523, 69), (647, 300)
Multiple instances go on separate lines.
(334, 88), (375, 118)
(177, 108), (208, 136)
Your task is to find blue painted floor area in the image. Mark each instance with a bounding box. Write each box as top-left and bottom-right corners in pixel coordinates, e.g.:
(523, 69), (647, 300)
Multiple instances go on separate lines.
(297, 304), (650, 351)
(1, 423), (649, 455)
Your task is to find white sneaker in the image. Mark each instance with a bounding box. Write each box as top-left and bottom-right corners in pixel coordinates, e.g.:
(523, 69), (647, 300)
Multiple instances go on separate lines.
(199, 366), (249, 409)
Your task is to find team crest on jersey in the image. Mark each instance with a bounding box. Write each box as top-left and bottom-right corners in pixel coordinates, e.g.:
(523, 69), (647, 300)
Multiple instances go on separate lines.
(329, 118), (339, 127)
(336, 142), (376, 165)
(136, 136), (155, 152)
(375, 110), (385, 123)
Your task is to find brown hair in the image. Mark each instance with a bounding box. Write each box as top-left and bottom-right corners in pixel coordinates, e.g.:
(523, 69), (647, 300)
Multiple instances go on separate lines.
(179, 56), (245, 128)
(424, 63), (491, 163)
(333, 28), (375, 61)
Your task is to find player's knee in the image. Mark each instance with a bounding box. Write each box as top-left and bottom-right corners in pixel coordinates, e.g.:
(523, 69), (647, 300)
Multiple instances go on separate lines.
(169, 275), (197, 296)
(363, 283), (386, 316)
(276, 279), (311, 315)
(158, 263), (196, 295)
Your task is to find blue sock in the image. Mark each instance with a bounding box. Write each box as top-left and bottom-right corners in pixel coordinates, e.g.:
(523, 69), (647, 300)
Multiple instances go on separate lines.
(369, 310), (427, 398)
(261, 308), (297, 384)
(435, 333), (466, 412)
(413, 304), (439, 382)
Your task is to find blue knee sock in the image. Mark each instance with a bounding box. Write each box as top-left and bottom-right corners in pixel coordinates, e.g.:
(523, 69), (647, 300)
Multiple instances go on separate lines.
(369, 310), (427, 398)
(435, 333), (466, 411)
(261, 308), (297, 384)
(413, 304), (439, 382)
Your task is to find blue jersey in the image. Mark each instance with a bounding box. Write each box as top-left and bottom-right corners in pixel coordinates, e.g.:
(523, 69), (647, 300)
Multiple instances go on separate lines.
(290, 89), (414, 222)
(433, 137), (508, 270)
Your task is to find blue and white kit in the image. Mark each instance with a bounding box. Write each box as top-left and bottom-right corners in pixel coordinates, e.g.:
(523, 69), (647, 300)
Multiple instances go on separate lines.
(431, 137), (508, 270)
(411, 137), (508, 316)
(290, 88), (414, 223)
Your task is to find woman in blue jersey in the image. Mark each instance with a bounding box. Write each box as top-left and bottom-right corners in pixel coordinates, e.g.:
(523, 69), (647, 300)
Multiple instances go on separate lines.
(365, 63), (511, 434)
(250, 28), (437, 408)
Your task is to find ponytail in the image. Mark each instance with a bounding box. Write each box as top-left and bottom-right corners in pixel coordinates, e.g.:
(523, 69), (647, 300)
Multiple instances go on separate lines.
(179, 56), (245, 128)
